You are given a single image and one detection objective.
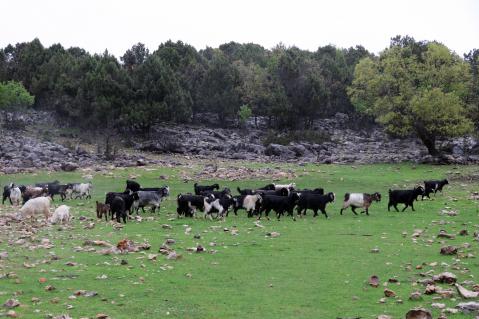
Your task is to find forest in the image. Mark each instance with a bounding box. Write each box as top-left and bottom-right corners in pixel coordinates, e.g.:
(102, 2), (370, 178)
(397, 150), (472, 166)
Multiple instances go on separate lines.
(0, 36), (478, 155)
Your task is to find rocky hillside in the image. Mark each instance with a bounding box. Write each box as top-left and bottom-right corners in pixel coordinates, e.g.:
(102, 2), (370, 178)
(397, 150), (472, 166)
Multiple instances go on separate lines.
(1, 111), (478, 174)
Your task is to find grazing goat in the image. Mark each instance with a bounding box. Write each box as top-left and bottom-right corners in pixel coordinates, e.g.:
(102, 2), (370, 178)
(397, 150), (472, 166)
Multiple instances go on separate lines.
(126, 180), (141, 192)
(22, 186), (48, 204)
(111, 196), (127, 223)
(340, 192), (381, 215)
(231, 194), (263, 217)
(422, 179), (449, 200)
(297, 192), (335, 218)
(274, 183), (296, 191)
(50, 205), (70, 224)
(96, 201), (110, 221)
(194, 183), (219, 195)
(9, 186), (22, 206)
(19, 196), (51, 222)
(388, 186), (424, 212)
(258, 193), (300, 220)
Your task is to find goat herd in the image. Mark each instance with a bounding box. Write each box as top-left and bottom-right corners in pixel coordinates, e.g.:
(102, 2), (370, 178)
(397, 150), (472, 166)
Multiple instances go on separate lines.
(1, 177), (449, 224)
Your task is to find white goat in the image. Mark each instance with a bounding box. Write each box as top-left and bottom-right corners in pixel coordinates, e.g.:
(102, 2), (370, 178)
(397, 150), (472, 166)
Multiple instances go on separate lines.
(19, 197), (52, 221)
(9, 187), (22, 206)
(50, 205), (71, 224)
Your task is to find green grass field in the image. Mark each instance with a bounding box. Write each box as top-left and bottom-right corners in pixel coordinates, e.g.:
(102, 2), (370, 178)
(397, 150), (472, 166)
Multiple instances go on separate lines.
(0, 162), (478, 319)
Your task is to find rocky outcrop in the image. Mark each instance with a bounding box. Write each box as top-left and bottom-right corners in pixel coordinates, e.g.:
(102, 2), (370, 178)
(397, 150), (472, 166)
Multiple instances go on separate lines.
(134, 113), (479, 164)
(1, 111), (478, 174)
(0, 132), (160, 174)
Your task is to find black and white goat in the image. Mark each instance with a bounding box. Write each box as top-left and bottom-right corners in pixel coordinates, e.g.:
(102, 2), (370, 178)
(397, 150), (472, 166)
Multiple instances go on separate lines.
(340, 192), (381, 215)
(422, 179), (449, 200)
(231, 194), (263, 217)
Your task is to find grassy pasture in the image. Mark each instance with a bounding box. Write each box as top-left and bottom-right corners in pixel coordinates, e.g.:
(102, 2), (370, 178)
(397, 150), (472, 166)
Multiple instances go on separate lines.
(0, 162), (478, 319)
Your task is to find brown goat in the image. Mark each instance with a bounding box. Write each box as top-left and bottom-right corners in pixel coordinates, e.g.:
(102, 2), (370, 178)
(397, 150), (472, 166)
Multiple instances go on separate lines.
(96, 201), (110, 221)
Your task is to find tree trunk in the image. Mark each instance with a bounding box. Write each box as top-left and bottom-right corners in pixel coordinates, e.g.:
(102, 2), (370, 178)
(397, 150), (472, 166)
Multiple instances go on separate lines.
(417, 131), (439, 156)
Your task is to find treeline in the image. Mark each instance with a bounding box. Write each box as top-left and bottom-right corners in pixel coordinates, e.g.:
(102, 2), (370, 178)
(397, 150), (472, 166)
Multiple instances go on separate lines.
(0, 38), (372, 132)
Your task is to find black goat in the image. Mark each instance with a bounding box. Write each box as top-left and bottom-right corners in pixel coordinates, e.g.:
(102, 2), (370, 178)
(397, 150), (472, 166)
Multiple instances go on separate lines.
(296, 192), (335, 218)
(258, 193), (300, 220)
(111, 196), (127, 223)
(126, 180), (141, 192)
(388, 186), (424, 212)
(105, 191), (139, 217)
(47, 183), (72, 201)
(2, 184), (13, 205)
(194, 183), (220, 195)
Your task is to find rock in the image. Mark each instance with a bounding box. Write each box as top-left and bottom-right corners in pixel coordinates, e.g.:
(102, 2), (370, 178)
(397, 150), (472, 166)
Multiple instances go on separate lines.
(3, 299), (20, 308)
(440, 246), (458, 255)
(265, 144), (295, 159)
(61, 162), (78, 172)
(456, 301), (479, 314)
(409, 291), (422, 300)
(405, 308), (432, 319)
(455, 284), (479, 298)
(377, 316), (392, 319)
(433, 272), (457, 284)
(384, 288), (396, 297)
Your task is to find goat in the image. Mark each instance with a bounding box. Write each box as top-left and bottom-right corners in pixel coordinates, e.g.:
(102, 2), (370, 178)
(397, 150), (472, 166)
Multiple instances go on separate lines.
(258, 193), (300, 220)
(9, 186), (22, 206)
(296, 192), (335, 218)
(2, 183), (13, 205)
(96, 201), (110, 221)
(19, 196), (51, 222)
(133, 190), (168, 214)
(274, 183), (296, 191)
(176, 194), (214, 217)
(111, 196), (127, 223)
(50, 205), (70, 224)
(340, 192), (381, 215)
(388, 186), (424, 212)
(47, 183), (72, 201)
(422, 179), (449, 200)
(231, 194), (263, 217)
(22, 186), (48, 204)
(126, 180), (141, 192)
(105, 191), (139, 217)
(69, 182), (92, 199)
(193, 183), (220, 195)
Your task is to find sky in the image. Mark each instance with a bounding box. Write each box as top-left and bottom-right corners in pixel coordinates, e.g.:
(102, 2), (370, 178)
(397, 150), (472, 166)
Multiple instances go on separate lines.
(1, 0), (478, 58)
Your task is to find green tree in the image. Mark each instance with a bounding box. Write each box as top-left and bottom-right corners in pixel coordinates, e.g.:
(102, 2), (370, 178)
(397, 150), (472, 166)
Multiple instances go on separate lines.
(237, 104), (252, 126)
(0, 80), (34, 124)
(348, 37), (473, 156)
(464, 49), (479, 128)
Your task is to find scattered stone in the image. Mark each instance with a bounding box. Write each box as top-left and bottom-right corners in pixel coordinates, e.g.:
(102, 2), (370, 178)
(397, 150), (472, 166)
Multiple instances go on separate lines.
(384, 288), (396, 297)
(405, 308), (432, 319)
(440, 246), (458, 255)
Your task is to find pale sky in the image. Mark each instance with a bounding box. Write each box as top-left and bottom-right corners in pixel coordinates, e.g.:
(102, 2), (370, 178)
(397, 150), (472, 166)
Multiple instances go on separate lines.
(1, 0), (478, 57)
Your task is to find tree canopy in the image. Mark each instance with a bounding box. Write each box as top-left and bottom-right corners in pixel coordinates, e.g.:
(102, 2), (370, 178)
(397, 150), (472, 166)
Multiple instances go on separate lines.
(348, 37), (474, 156)
(0, 37), (476, 145)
